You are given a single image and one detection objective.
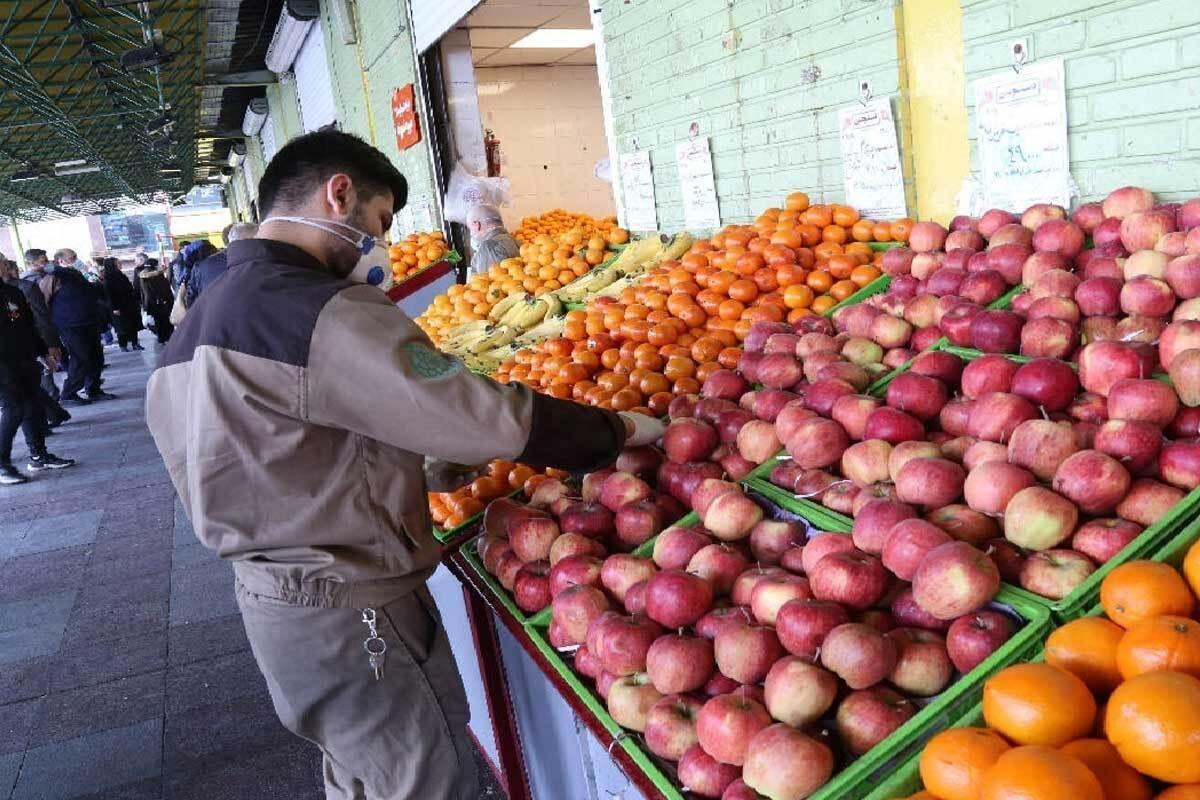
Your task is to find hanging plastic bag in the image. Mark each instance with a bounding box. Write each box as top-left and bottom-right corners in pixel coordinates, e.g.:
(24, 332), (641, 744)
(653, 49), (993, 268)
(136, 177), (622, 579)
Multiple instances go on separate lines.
(443, 161), (511, 223)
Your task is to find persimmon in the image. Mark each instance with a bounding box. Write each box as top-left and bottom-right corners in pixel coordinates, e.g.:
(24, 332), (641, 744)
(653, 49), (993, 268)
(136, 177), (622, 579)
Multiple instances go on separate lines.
(977, 746), (1103, 800)
(1158, 786), (1200, 799)
(796, 223), (823, 247)
(822, 224), (848, 245)
(872, 222), (894, 241)
(557, 362), (590, 385)
(775, 262), (808, 288)
(983, 663), (1096, 746)
(762, 243), (797, 265)
(919, 727), (1010, 800)
(1184, 538), (1200, 598)
(771, 229), (805, 250)
(811, 295), (837, 314)
(728, 279), (759, 303)
(814, 241), (844, 260)
(691, 336), (724, 364)
(672, 376), (701, 394)
(744, 304), (784, 324)
(829, 280), (857, 301)
(1045, 616), (1125, 695)
(717, 347), (742, 370)
(664, 356), (696, 381)
(564, 319), (587, 341)
(611, 387), (643, 411)
(679, 303), (709, 329)
(891, 217), (914, 242)
(733, 318), (753, 341)
(1101, 561), (1196, 629)
(709, 328), (738, 348)
(635, 351), (665, 372)
(696, 361), (721, 383)
(851, 219), (877, 242)
(571, 380), (595, 402)
(851, 264), (882, 287)
(803, 205), (833, 228)
(806, 270), (833, 293)
(752, 267), (779, 293)
(1116, 615), (1200, 680)
(639, 372), (670, 396)
(718, 299), (745, 320)
(827, 254), (858, 279)
(546, 382), (571, 398)
(1107, 671), (1200, 784)
(832, 205), (860, 227)
(785, 191), (810, 212)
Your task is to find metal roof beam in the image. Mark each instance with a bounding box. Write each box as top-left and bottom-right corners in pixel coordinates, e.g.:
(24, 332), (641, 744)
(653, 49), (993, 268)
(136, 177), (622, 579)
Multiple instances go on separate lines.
(203, 69), (275, 86)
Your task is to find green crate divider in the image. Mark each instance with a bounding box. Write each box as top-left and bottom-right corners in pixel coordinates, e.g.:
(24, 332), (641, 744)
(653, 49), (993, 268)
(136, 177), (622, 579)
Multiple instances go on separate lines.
(988, 283), (1024, 310)
(744, 477), (854, 532)
(459, 535), (537, 624)
(869, 241), (904, 252)
(823, 274), (892, 318)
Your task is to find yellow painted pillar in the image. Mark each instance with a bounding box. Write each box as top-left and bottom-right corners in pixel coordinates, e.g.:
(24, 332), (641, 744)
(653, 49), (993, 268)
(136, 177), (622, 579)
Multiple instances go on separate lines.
(897, 0), (970, 224)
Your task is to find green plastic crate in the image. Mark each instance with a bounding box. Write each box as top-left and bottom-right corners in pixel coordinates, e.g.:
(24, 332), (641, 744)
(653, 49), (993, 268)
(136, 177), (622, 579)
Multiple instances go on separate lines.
(459, 532), (539, 624)
(743, 477), (854, 532)
(824, 274), (892, 318)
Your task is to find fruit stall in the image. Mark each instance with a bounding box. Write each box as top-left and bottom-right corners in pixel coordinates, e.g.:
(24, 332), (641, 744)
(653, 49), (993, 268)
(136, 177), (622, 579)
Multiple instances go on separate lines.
(416, 188), (1200, 800)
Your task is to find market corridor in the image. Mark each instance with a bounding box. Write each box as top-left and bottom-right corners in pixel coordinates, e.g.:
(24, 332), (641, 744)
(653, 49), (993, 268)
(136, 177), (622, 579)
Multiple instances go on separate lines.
(0, 348), (328, 799)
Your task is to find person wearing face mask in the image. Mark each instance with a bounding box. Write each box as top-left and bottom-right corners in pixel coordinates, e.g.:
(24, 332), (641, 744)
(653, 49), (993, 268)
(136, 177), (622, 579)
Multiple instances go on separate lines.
(144, 129), (664, 800)
(465, 202), (519, 276)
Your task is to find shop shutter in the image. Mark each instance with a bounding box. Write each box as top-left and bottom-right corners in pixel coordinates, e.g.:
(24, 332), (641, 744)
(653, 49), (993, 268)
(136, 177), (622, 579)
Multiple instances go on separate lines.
(294, 21), (337, 132)
(412, 0), (483, 53)
(260, 114), (278, 164)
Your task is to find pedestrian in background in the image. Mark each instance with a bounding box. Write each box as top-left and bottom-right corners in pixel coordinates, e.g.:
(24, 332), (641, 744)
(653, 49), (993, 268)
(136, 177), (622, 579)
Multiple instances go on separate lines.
(135, 257), (174, 344)
(101, 257), (143, 351)
(465, 203), (519, 276)
(183, 222), (258, 311)
(4, 258), (70, 428)
(26, 249), (110, 405)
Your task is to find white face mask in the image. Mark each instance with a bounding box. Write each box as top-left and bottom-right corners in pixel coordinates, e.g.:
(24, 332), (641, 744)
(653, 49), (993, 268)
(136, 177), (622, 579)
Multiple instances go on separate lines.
(263, 215), (394, 292)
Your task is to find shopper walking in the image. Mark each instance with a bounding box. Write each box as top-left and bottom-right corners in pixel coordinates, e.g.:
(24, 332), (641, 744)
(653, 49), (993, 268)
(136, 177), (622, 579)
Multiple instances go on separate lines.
(100, 257), (144, 351)
(145, 129), (663, 800)
(25, 249), (110, 405)
(5, 258), (70, 428)
(0, 277), (75, 484)
(135, 257), (174, 344)
(465, 203), (519, 276)
(182, 222), (258, 311)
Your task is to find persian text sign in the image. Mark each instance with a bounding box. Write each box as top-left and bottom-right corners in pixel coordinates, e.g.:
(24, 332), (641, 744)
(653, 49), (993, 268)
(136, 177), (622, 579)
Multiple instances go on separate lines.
(838, 97), (907, 219)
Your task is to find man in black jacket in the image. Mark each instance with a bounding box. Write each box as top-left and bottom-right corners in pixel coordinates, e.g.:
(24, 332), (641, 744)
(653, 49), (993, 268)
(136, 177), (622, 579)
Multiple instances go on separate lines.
(7, 256), (70, 427)
(0, 278), (75, 484)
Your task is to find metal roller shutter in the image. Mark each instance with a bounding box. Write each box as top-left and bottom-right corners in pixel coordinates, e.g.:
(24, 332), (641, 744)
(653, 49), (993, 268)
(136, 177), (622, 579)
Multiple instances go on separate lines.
(294, 21), (337, 132)
(260, 114), (277, 164)
(412, 0), (483, 53)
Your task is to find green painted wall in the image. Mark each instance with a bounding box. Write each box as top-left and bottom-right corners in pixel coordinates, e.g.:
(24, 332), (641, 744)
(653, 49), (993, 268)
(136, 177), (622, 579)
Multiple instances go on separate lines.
(598, 0), (908, 231)
(266, 77), (303, 145)
(960, 0), (1200, 201)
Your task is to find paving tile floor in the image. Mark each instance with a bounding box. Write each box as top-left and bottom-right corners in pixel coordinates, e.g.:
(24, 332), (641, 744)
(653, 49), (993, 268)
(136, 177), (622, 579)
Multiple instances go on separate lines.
(0, 343), (505, 799)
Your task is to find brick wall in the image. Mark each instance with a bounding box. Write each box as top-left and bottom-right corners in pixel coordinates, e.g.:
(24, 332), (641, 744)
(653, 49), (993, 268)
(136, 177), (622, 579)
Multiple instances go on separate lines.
(598, 0), (907, 232)
(961, 0), (1200, 201)
(474, 65), (617, 229)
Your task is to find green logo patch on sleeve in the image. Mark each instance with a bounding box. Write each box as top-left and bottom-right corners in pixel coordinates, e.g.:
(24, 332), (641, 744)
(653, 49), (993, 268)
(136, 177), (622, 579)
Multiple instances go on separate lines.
(403, 341), (462, 379)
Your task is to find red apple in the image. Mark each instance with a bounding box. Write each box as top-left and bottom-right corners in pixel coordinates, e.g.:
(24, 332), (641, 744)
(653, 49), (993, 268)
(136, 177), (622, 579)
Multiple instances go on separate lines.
(763, 657), (838, 728)
(749, 573), (813, 626)
(1171, 349), (1200, 407)
(688, 544), (751, 596)
(1121, 209), (1176, 252)
(644, 694), (703, 761)
(928, 269), (968, 296)
(1023, 251), (1072, 286)
(597, 615), (664, 676)
(852, 499), (917, 554)
(1165, 254), (1200, 299)
(1107, 378), (1179, 427)
(882, 519), (952, 581)
(742, 725), (834, 800)
(891, 587), (952, 632)
(842, 439), (894, 487)
(745, 320), (792, 353)
(1159, 321), (1200, 370)
(910, 221), (948, 253)
(757, 352), (804, 390)
(968, 392), (1038, 444)
(809, 549), (889, 610)
(668, 393), (700, 420)
(887, 628), (953, 696)
(508, 515), (560, 562)
(1019, 549), (1096, 600)
(904, 293), (940, 328)
(1160, 440), (1200, 490)
(607, 671), (664, 731)
(1121, 275), (1175, 317)
(614, 499), (666, 551)
(1125, 249), (1170, 279)
(643, 568), (715, 629)
(942, 303), (984, 346)
(1052, 449), (1131, 515)
(831, 394), (884, 440)
(1023, 203), (1067, 231)
(987, 242), (1033, 283)
(979, 208), (1018, 237)
(716, 409), (755, 446)
(646, 634), (715, 695)
(1117, 478), (1185, 525)
(886, 372), (950, 422)
(1104, 185), (1155, 219)
(553, 585), (613, 644)
(888, 440), (944, 482)
(575, 643), (602, 679)
(776, 598), (850, 660)
(820, 622), (898, 689)
(801, 532), (856, 575)
(785, 417), (850, 468)
(895, 458), (966, 509)
(1007, 418), (1079, 481)
(1003, 486), (1079, 550)
(696, 605), (755, 641)
(601, 554), (658, 603)
(863, 407), (925, 445)
(1033, 218), (1085, 258)
(1075, 277), (1123, 317)
(653, 525), (713, 570)
(961, 271), (1009, 306)
(749, 520), (805, 566)
(939, 398), (975, 438)
(1071, 518), (1144, 564)
(961, 440), (1004, 470)
(1094, 419), (1162, 475)
(714, 624), (785, 685)
(513, 560), (552, 612)
(946, 610), (1016, 673)
(798, 332), (840, 359)
(678, 744), (742, 797)
(549, 554), (605, 596)
(736, 420), (782, 465)
(925, 504), (999, 546)
(912, 541), (1000, 620)
(961, 355), (1019, 398)
(664, 419), (720, 464)
(1010, 357), (1080, 412)
(703, 492), (764, 542)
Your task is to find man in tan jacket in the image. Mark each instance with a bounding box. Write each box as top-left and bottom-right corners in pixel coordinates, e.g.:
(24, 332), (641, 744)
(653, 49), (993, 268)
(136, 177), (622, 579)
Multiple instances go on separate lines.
(145, 129), (661, 799)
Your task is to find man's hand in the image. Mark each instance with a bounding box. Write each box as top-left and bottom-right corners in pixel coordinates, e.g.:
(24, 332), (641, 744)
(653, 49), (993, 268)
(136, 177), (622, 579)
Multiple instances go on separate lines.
(424, 459), (487, 492)
(619, 412), (665, 447)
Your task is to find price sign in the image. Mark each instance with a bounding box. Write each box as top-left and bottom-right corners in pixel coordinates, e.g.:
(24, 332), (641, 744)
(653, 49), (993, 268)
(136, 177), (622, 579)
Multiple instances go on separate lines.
(618, 150), (658, 232)
(838, 97), (908, 219)
(675, 137), (721, 232)
(391, 84), (422, 151)
(973, 59), (1071, 211)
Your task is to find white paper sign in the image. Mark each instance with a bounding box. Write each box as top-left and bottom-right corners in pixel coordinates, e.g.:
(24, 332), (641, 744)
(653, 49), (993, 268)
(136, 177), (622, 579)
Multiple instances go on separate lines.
(675, 137), (721, 232)
(838, 97), (907, 219)
(973, 59), (1072, 211)
(618, 150), (658, 232)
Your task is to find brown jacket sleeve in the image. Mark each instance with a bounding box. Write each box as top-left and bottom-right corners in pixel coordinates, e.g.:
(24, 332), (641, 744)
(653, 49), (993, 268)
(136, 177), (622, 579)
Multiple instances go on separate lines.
(305, 286), (626, 470)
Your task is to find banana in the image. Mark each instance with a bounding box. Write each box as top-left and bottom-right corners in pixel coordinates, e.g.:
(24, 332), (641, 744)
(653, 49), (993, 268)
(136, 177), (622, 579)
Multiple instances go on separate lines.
(663, 232), (695, 260)
(541, 292), (563, 320)
(487, 292), (525, 324)
(516, 314), (565, 346)
(498, 296), (535, 328)
(469, 325), (519, 354)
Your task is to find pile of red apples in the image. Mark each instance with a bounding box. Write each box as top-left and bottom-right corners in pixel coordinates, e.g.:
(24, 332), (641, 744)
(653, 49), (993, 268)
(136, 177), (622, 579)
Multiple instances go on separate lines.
(542, 470), (1019, 800)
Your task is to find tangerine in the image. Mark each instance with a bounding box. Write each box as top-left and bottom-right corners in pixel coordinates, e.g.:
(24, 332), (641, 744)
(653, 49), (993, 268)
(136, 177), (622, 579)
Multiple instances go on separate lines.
(983, 663), (1096, 746)
(1184, 538), (1200, 598)
(1116, 615), (1200, 680)
(978, 745), (1103, 800)
(1106, 671), (1200, 784)
(918, 727), (1010, 800)
(1101, 561), (1196, 629)
(1045, 616), (1125, 695)
(1060, 738), (1152, 800)
(1157, 786), (1200, 799)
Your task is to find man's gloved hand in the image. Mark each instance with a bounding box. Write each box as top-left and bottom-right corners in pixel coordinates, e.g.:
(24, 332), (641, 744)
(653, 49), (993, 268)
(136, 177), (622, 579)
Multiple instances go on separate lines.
(619, 411), (666, 447)
(423, 459), (487, 492)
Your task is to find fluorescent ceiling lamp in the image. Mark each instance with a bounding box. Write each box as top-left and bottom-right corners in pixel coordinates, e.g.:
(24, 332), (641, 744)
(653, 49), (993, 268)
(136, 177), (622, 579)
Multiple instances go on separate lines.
(54, 159), (87, 168)
(55, 164), (102, 176)
(228, 142), (246, 168)
(510, 28), (594, 49)
(242, 98), (269, 136)
(10, 169), (39, 182)
(265, 0), (319, 73)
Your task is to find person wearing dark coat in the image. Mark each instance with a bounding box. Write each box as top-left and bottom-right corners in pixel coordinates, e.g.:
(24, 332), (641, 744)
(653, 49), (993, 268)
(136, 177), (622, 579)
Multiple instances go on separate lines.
(100, 258), (144, 351)
(135, 260), (175, 344)
(3, 260), (70, 428)
(0, 278), (75, 484)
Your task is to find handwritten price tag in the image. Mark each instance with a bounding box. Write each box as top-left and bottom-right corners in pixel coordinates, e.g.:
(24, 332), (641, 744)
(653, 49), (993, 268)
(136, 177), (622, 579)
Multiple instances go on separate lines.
(838, 97), (907, 219)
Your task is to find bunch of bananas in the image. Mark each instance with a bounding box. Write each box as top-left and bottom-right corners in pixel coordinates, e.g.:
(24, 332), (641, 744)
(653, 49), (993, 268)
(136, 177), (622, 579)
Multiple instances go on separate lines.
(554, 233), (694, 303)
(488, 292), (564, 330)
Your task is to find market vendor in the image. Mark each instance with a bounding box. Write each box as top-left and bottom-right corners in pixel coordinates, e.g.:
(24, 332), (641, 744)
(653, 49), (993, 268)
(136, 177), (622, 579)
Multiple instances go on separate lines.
(466, 202), (520, 275)
(144, 128), (663, 800)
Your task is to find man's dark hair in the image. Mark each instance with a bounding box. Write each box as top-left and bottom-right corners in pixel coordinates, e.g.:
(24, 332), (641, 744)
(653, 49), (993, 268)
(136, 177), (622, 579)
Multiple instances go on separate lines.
(258, 129), (408, 217)
(222, 222), (235, 242)
(24, 248), (46, 264)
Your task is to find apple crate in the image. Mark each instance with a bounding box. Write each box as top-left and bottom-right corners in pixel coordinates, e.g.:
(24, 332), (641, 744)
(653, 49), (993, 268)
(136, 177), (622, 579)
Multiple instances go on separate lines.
(739, 473), (854, 533)
(460, 532), (541, 625)
(864, 516), (1200, 800)
(824, 274), (892, 319)
(868, 345), (1198, 622)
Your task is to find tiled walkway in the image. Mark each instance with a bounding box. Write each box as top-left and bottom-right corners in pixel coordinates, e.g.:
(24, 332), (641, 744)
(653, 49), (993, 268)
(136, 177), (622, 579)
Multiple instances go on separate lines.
(0, 345), (502, 799)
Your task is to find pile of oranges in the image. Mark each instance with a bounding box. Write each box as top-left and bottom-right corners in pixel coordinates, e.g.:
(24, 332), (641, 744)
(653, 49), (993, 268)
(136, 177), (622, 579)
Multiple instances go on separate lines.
(904, 541), (1200, 800)
(389, 230), (451, 282)
(416, 215), (628, 344)
(492, 192), (901, 412)
(429, 459), (569, 530)
(513, 209), (620, 245)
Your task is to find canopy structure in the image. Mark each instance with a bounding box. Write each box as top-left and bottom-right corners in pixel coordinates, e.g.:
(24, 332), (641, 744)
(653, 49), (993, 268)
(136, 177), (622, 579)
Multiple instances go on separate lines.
(0, 0), (282, 222)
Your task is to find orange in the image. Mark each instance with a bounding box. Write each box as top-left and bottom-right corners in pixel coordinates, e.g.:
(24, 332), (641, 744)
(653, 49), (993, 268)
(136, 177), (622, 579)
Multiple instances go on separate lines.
(1116, 615), (1200, 680)
(1101, 561), (1196, 629)
(1045, 617), (1125, 695)
(978, 745), (1103, 800)
(919, 727), (1010, 800)
(1184, 538), (1200, 598)
(1060, 738), (1152, 800)
(1106, 671), (1200, 784)
(1157, 787), (1200, 799)
(983, 663), (1096, 746)
(899, 794), (938, 800)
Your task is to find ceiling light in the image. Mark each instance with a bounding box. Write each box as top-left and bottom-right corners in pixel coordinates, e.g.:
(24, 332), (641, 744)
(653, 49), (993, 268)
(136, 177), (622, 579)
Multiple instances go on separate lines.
(121, 43), (175, 71)
(61, 194), (82, 203)
(10, 168), (40, 182)
(55, 163), (102, 176)
(159, 162), (182, 175)
(54, 159), (87, 168)
(242, 98), (269, 136)
(510, 28), (594, 49)
(265, 0), (319, 73)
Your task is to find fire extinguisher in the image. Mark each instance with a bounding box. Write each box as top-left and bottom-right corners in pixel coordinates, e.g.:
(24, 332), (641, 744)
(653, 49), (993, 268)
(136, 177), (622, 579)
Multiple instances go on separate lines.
(484, 129), (502, 178)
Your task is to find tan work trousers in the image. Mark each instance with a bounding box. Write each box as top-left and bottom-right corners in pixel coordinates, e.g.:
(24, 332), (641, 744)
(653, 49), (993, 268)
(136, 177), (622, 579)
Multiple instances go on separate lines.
(236, 581), (479, 800)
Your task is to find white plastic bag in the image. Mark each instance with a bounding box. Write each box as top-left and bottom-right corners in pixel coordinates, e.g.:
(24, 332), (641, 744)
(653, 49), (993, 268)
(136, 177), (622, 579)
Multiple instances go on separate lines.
(443, 161), (511, 223)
